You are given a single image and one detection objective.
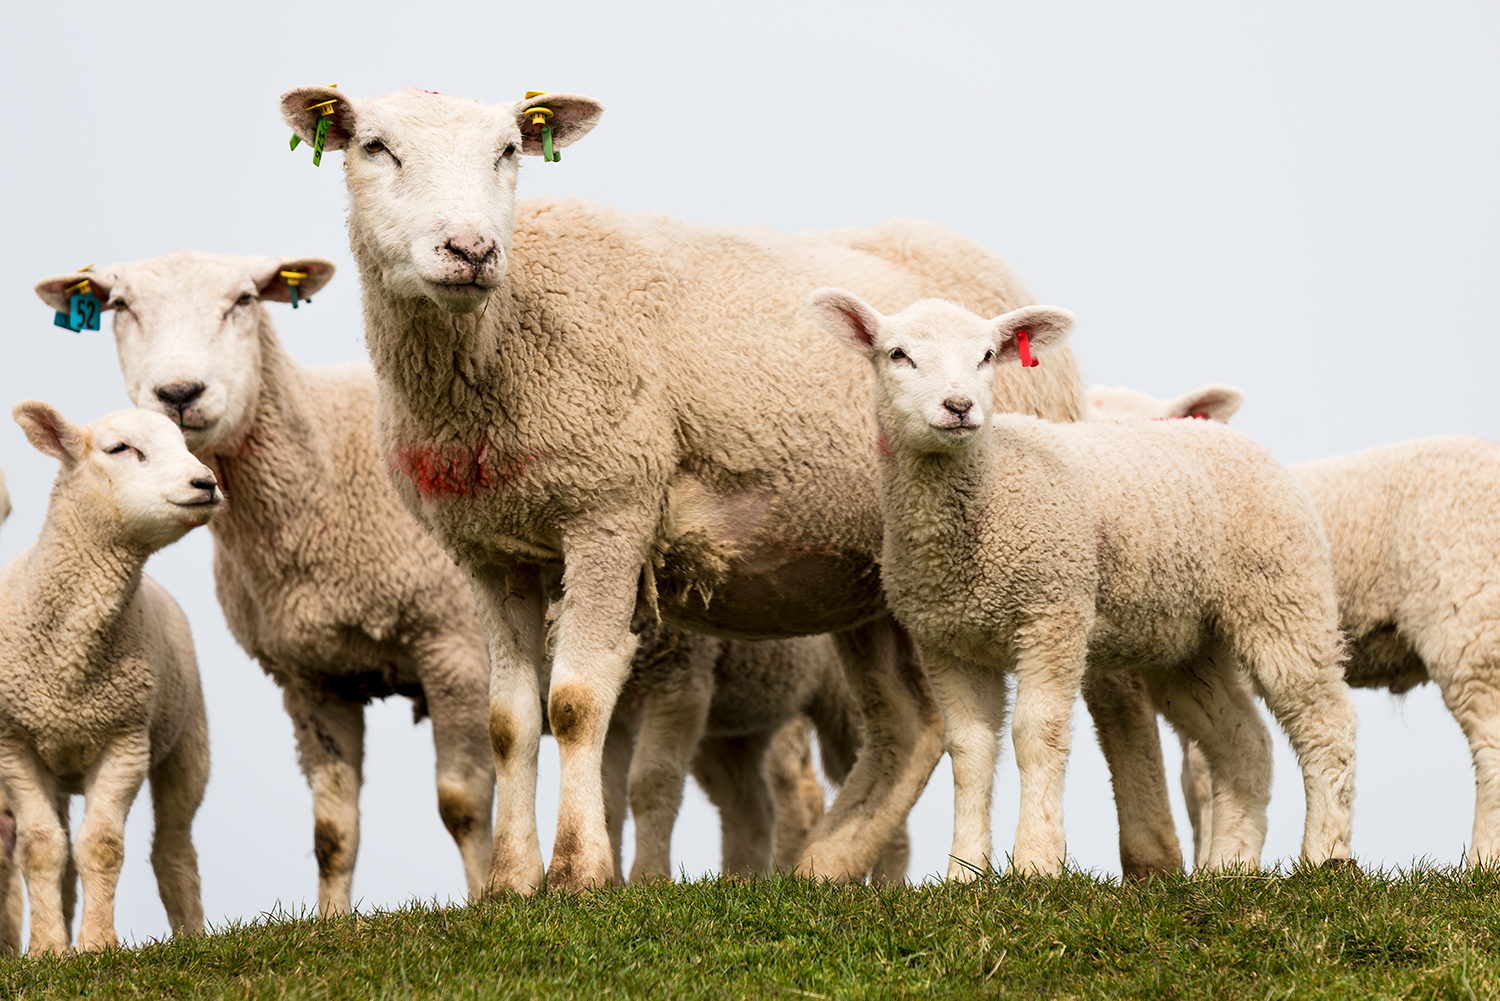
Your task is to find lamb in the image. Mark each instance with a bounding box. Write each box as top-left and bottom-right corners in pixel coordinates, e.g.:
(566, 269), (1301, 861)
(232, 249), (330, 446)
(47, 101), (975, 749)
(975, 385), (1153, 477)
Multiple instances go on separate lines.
(0, 474), (19, 954)
(35, 252), (496, 915)
(810, 289), (1358, 876)
(279, 84), (1087, 892)
(0, 403), (217, 953)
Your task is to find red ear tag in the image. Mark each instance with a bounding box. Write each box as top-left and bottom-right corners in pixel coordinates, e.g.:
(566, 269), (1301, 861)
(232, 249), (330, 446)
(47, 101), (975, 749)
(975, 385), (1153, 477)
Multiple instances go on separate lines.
(1016, 328), (1039, 368)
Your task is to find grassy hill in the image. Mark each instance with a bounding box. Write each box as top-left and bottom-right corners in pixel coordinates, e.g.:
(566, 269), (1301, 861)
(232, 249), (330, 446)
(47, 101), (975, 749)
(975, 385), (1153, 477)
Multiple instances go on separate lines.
(2, 864), (1495, 999)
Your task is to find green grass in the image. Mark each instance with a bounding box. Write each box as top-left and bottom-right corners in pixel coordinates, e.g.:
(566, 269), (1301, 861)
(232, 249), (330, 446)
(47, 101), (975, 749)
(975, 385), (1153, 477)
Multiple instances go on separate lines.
(3, 864), (1498, 999)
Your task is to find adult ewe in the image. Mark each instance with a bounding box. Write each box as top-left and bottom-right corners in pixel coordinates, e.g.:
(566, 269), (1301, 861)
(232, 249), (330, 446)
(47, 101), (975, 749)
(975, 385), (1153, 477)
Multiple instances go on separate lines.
(0, 404), (217, 953)
(36, 253), (495, 915)
(280, 85), (1085, 892)
(811, 291), (1357, 875)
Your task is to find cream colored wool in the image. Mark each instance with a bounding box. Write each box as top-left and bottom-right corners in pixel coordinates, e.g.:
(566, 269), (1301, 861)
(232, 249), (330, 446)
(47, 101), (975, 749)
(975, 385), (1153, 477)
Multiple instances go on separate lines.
(35, 252), (496, 915)
(280, 85), (1085, 892)
(0, 473), (19, 954)
(813, 291), (1357, 877)
(0, 404), (218, 954)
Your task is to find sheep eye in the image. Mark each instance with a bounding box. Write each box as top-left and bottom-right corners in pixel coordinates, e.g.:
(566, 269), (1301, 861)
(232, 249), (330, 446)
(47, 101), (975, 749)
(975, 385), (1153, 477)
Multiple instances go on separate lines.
(981, 349), (995, 365)
(888, 347), (911, 366)
(502, 143), (517, 158)
(363, 139), (384, 153)
(104, 443), (132, 455)
(236, 293), (254, 307)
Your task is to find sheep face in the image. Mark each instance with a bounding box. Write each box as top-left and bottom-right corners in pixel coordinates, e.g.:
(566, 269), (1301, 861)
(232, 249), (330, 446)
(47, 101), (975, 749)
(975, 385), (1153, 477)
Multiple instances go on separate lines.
(14, 403), (220, 548)
(809, 290), (1077, 456)
(37, 252), (336, 455)
(1087, 383), (1244, 423)
(280, 87), (603, 315)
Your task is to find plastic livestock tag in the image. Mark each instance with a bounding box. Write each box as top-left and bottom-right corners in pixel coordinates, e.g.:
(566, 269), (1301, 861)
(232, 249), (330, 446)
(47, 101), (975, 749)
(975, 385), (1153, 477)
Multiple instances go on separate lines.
(290, 86), (339, 165)
(280, 270), (309, 309)
(1016, 328), (1039, 368)
(524, 94), (560, 162)
(55, 294), (100, 333)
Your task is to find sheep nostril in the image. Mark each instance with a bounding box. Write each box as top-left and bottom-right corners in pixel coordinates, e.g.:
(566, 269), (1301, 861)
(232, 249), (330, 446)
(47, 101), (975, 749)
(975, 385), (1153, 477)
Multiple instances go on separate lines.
(156, 382), (205, 408)
(190, 477), (217, 499)
(943, 396), (974, 417)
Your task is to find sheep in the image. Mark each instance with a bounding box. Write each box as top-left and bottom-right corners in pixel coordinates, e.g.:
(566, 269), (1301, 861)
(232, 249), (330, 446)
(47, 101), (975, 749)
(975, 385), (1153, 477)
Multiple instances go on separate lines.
(279, 84), (1087, 892)
(810, 289), (1358, 876)
(0, 403), (218, 953)
(0, 472), (19, 954)
(34, 252), (496, 916)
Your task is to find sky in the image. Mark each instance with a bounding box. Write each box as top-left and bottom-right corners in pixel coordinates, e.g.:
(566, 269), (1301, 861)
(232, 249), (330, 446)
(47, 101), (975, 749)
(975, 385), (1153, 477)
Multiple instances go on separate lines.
(1, 0), (1497, 948)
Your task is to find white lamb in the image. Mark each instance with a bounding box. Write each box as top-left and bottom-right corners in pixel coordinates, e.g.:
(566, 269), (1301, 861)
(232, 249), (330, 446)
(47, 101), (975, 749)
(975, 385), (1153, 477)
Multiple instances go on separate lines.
(0, 403), (217, 953)
(811, 290), (1358, 876)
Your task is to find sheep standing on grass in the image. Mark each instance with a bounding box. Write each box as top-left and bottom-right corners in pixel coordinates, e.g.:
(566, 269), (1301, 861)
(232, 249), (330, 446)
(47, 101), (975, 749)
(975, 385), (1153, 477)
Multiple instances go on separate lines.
(279, 84), (1087, 892)
(0, 403), (217, 953)
(811, 290), (1358, 875)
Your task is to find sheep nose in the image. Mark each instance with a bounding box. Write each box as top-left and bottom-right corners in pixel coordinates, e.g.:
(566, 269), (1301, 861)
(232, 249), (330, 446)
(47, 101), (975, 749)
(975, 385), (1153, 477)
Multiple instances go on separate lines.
(943, 396), (974, 417)
(443, 235), (498, 267)
(156, 382), (205, 408)
(190, 476), (218, 501)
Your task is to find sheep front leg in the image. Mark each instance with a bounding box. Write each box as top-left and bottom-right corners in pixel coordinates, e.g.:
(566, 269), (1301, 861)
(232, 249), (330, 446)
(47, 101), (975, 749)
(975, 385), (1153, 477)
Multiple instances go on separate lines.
(926, 650), (1009, 880)
(545, 530), (650, 892)
(75, 733), (151, 952)
(628, 670), (713, 881)
(0, 788), (20, 955)
(283, 686), (365, 915)
(764, 717), (825, 870)
(149, 694), (208, 936)
(2, 754), (69, 954)
(467, 564), (547, 895)
(1010, 620), (1090, 876)
(693, 734), (777, 875)
(415, 631), (497, 902)
(1431, 668), (1500, 864)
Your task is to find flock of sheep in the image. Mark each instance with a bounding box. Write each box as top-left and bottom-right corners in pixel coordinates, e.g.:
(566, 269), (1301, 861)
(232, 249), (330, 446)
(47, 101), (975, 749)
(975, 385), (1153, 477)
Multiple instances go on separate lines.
(0, 84), (1492, 957)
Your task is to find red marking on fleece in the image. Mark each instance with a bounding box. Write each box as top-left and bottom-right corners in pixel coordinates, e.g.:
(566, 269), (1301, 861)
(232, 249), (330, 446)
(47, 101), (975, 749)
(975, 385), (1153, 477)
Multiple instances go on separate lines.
(416, 88), (443, 95)
(389, 441), (543, 498)
(876, 432), (894, 459)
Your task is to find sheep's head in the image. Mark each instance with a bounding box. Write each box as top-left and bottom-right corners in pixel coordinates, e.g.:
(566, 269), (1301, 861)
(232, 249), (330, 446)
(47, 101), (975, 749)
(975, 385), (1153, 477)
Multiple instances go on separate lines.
(14, 403), (220, 549)
(35, 252), (335, 456)
(1087, 383), (1244, 423)
(280, 86), (603, 314)
(810, 289), (1076, 455)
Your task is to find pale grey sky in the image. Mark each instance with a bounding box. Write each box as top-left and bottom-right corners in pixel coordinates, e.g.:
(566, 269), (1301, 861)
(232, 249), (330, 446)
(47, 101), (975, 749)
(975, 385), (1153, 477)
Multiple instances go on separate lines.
(1, 0), (1496, 945)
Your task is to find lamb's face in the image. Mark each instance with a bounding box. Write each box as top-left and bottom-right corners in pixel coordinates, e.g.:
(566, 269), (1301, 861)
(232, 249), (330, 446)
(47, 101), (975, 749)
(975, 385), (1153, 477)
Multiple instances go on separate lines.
(280, 87), (603, 315)
(873, 302), (1006, 455)
(15, 404), (220, 550)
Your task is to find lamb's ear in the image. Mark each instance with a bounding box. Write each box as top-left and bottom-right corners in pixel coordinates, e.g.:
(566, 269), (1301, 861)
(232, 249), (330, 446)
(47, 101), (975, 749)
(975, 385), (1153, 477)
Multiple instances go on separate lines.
(1164, 383), (1244, 422)
(516, 93), (604, 156)
(281, 86), (356, 151)
(254, 257), (337, 303)
(807, 288), (885, 358)
(14, 401), (88, 464)
(35, 269), (117, 313)
(991, 305), (1076, 365)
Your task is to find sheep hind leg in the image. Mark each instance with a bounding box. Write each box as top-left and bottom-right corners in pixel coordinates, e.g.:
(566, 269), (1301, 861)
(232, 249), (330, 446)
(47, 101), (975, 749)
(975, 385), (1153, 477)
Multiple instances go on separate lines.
(693, 733), (775, 876)
(1180, 736), (1214, 870)
(149, 694), (208, 937)
(602, 712), (636, 884)
(1010, 620), (1089, 877)
(74, 733), (151, 952)
(0, 788), (20, 955)
(1429, 666), (1500, 864)
(1146, 654), (1270, 870)
(283, 685), (365, 916)
(926, 650), (1009, 881)
(765, 717), (824, 871)
(795, 619), (945, 882)
(627, 675), (712, 882)
(1081, 668), (1183, 878)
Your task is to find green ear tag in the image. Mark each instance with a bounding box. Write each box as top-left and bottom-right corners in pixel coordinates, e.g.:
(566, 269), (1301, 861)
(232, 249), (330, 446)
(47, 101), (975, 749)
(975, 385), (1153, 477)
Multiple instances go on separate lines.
(313, 115), (329, 167)
(290, 133), (302, 151)
(542, 122), (558, 162)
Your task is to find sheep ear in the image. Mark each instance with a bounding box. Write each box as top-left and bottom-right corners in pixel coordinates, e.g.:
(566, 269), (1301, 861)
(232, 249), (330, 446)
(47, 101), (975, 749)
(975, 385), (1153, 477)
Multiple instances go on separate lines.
(991, 305), (1076, 365)
(807, 288), (885, 358)
(255, 257), (337, 303)
(35, 269), (117, 314)
(14, 401), (87, 463)
(516, 93), (605, 156)
(1164, 384), (1244, 422)
(281, 86), (355, 152)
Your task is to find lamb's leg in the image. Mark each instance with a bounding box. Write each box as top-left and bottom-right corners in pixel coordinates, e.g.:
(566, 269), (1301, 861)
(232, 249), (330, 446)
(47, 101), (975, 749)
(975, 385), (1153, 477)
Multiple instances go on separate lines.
(57, 793), (76, 937)
(869, 823), (911, 885)
(1180, 735), (1215, 870)
(765, 717), (824, 870)
(926, 650), (1010, 880)
(3, 755), (69, 954)
(74, 732), (151, 952)
(603, 712), (637, 884)
(1430, 667), (1500, 864)
(417, 632), (497, 902)
(283, 685), (365, 915)
(149, 693), (208, 936)
(1080, 669), (1183, 877)
(693, 734), (776, 875)
(0, 787), (20, 955)
(467, 564), (548, 896)
(1147, 656), (1271, 869)
(628, 674), (713, 881)
(796, 618), (945, 881)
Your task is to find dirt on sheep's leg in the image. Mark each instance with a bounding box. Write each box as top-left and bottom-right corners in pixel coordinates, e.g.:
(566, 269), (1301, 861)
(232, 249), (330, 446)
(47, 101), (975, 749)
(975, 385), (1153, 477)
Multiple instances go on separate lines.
(796, 619), (945, 882)
(927, 650), (1009, 881)
(149, 696), (208, 936)
(74, 732), (151, 952)
(284, 686), (365, 915)
(1081, 669), (1184, 878)
(694, 734), (776, 876)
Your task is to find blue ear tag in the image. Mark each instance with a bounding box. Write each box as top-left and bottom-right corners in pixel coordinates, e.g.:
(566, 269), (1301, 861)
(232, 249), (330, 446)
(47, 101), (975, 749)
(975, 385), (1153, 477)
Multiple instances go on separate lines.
(71, 294), (101, 331)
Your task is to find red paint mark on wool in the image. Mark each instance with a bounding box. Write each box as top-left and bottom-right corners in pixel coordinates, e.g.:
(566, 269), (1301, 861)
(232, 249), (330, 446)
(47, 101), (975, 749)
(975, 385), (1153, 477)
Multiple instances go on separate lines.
(388, 441), (543, 498)
(876, 432), (894, 459)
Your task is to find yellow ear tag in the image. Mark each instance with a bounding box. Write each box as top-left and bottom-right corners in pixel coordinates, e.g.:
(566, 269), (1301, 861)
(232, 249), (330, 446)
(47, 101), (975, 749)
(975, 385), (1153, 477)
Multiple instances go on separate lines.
(524, 92), (560, 162)
(279, 270), (309, 309)
(290, 85), (339, 166)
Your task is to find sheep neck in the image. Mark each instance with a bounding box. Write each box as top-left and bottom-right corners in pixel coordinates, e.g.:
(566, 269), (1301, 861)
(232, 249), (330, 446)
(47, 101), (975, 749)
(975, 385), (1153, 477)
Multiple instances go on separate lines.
(880, 431), (997, 559)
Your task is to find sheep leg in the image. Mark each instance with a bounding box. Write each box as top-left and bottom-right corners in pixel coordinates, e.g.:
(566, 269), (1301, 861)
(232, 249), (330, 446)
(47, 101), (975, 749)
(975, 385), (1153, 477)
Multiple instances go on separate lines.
(869, 823), (912, 885)
(926, 650), (1009, 880)
(602, 711), (636, 884)
(74, 732), (151, 952)
(2, 753), (69, 954)
(796, 619), (945, 881)
(1146, 656), (1270, 869)
(1430, 668), (1500, 864)
(149, 694), (208, 936)
(0, 787), (20, 955)
(56, 792), (76, 937)
(628, 675), (712, 881)
(467, 564), (549, 896)
(1080, 669), (1183, 878)
(1180, 735), (1214, 870)
(1010, 619), (1091, 876)
(283, 686), (365, 915)
(765, 717), (825, 870)
(693, 733), (776, 876)
(417, 633), (497, 902)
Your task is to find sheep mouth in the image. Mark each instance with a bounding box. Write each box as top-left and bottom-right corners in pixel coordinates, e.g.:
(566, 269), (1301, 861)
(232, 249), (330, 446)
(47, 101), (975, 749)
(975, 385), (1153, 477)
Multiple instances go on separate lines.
(932, 421), (981, 435)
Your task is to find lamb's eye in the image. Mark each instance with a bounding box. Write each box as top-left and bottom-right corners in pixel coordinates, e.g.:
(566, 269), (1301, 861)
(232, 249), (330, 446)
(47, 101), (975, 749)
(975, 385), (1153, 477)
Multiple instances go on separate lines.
(363, 139), (386, 154)
(888, 347), (911, 366)
(981, 349), (995, 365)
(104, 443), (131, 455)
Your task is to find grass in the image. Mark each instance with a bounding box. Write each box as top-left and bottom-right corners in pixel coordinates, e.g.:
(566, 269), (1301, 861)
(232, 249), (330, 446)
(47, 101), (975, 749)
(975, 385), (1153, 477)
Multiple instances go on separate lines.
(2, 864), (1498, 999)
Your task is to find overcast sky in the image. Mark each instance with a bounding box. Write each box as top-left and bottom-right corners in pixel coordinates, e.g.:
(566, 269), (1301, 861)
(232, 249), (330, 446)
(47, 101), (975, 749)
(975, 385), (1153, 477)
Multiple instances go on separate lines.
(1, 0), (1496, 947)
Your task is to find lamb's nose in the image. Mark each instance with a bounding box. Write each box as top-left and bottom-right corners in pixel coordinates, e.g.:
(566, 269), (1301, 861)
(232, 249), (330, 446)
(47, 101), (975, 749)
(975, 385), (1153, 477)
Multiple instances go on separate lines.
(943, 396), (974, 417)
(156, 382), (205, 408)
(443, 236), (497, 267)
(190, 476), (218, 500)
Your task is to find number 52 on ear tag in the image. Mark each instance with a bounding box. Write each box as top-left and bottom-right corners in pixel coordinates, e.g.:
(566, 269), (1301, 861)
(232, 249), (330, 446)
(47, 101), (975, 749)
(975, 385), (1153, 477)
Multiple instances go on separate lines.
(53, 294), (100, 333)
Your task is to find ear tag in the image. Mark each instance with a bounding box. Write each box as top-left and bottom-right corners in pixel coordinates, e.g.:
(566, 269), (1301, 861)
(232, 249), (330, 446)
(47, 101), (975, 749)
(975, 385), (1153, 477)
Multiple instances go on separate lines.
(280, 270), (308, 309)
(524, 95), (560, 162)
(1015, 328), (1039, 368)
(290, 85), (339, 165)
(54, 275), (100, 333)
